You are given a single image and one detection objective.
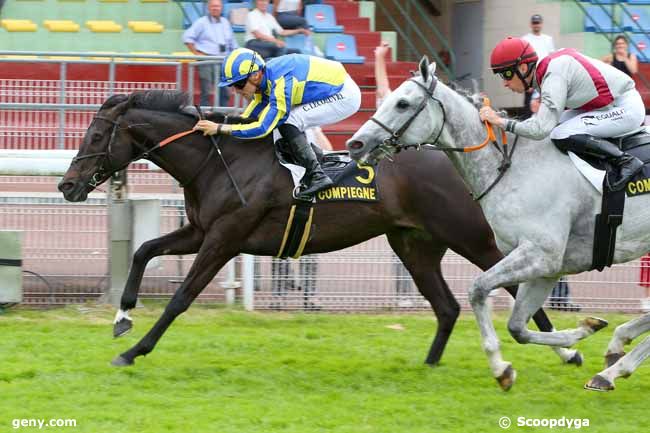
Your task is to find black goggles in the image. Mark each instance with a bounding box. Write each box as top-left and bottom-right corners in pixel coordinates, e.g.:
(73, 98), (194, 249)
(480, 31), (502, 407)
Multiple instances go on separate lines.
(232, 78), (248, 89)
(496, 68), (516, 81)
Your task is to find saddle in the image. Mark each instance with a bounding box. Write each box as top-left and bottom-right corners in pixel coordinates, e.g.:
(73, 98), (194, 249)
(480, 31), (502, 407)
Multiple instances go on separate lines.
(559, 128), (650, 271)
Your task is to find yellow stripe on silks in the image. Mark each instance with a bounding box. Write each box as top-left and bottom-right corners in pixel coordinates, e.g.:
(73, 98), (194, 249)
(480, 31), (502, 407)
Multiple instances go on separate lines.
(231, 103), (271, 135)
(232, 77), (287, 138)
(291, 77), (305, 106)
(276, 205), (297, 258)
(292, 207), (314, 259)
(306, 57), (346, 86)
(242, 94), (262, 118)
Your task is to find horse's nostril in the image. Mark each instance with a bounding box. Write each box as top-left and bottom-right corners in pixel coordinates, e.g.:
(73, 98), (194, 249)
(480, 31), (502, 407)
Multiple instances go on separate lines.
(348, 140), (364, 150)
(58, 180), (74, 193)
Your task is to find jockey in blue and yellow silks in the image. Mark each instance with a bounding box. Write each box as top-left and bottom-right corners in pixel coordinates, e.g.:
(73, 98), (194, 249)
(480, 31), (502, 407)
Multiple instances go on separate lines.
(193, 48), (361, 199)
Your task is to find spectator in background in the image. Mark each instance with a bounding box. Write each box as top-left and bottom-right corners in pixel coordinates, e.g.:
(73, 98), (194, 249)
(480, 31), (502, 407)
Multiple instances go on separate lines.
(374, 40), (392, 107)
(522, 15), (578, 310)
(274, 0), (309, 30)
(522, 14), (555, 117)
(603, 34), (638, 77)
(183, 0), (238, 107)
(245, 0), (310, 59)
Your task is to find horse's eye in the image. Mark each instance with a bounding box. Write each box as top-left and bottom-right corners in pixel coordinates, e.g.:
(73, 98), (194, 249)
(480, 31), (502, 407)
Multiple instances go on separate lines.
(396, 99), (410, 110)
(92, 132), (103, 142)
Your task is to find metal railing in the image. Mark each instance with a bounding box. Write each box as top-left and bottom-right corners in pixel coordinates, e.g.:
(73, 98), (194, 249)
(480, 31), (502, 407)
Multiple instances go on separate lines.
(0, 51), (242, 150)
(375, 0), (455, 79)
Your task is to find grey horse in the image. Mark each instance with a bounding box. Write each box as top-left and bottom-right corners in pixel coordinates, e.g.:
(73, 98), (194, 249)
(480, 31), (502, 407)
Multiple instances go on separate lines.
(346, 56), (650, 391)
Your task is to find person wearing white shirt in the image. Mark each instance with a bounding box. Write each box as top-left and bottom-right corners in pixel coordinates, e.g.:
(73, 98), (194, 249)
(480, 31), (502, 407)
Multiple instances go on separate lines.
(245, 0), (311, 59)
(522, 14), (556, 116)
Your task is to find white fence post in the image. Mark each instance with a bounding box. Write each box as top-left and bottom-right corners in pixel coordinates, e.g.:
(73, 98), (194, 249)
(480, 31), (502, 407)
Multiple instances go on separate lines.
(242, 254), (255, 311)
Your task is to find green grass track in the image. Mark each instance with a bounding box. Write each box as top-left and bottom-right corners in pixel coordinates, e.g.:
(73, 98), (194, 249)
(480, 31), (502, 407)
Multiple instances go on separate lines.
(0, 304), (648, 432)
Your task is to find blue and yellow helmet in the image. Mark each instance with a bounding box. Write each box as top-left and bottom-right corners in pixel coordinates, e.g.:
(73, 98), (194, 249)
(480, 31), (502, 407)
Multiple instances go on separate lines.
(218, 48), (266, 87)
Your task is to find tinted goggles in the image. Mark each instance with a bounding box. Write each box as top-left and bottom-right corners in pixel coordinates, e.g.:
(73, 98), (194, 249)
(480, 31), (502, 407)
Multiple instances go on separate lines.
(496, 68), (516, 81)
(232, 78), (248, 89)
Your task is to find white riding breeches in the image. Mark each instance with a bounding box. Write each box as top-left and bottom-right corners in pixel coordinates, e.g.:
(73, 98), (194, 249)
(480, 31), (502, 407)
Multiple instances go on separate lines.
(549, 89), (646, 140)
(284, 74), (361, 132)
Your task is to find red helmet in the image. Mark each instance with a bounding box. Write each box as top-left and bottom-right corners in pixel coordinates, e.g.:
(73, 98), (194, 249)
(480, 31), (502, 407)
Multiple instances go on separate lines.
(490, 36), (538, 72)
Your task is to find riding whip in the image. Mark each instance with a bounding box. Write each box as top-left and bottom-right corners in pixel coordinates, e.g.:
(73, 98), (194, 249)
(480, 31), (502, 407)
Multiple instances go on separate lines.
(195, 105), (248, 207)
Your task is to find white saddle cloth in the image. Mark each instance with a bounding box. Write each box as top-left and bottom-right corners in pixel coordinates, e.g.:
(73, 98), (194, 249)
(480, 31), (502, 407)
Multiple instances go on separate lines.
(568, 151), (605, 194)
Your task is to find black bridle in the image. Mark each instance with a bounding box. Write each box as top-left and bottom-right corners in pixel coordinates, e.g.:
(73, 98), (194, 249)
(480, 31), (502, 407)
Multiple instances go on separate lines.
(71, 114), (213, 191)
(366, 75), (518, 201)
(369, 76), (446, 160)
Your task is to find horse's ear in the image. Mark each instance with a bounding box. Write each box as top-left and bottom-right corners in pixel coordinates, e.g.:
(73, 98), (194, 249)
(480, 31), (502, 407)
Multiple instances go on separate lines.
(419, 55), (430, 82)
(429, 61), (437, 77)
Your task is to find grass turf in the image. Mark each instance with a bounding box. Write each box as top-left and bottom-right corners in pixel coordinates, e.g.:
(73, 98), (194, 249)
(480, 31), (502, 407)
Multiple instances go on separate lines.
(0, 304), (648, 432)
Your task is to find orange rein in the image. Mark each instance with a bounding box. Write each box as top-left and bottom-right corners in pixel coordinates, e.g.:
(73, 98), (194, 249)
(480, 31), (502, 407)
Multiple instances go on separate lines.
(159, 129), (197, 147)
(463, 97), (508, 153)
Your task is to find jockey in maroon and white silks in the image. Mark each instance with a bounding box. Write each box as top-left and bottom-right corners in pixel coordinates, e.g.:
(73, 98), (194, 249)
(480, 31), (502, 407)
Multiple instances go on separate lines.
(481, 37), (644, 190)
(510, 48), (644, 141)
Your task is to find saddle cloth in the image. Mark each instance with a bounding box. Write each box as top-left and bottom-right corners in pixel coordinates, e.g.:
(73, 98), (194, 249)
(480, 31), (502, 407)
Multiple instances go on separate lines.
(567, 127), (650, 195)
(273, 130), (379, 202)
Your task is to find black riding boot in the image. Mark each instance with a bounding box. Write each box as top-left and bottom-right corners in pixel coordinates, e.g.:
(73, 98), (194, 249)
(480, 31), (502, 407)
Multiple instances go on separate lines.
(279, 124), (333, 199)
(553, 134), (644, 191)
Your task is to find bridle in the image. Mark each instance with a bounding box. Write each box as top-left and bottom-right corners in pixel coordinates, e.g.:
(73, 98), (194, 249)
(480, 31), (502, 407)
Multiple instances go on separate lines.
(366, 75), (518, 201)
(71, 114), (210, 190)
(72, 110), (246, 205)
(369, 75), (445, 160)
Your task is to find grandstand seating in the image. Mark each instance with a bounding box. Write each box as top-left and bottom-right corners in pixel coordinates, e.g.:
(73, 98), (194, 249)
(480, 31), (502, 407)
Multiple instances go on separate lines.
(622, 8), (650, 31)
(0, 0), (411, 150)
(305, 4), (344, 33)
(325, 34), (364, 64)
(584, 6), (622, 32)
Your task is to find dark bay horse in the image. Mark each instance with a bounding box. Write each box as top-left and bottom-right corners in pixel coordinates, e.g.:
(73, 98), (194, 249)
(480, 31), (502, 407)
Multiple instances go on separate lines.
(58, 90), (579, 375)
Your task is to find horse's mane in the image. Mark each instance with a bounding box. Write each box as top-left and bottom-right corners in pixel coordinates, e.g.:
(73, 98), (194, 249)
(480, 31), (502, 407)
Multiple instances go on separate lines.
(447, 82), (482, 110)
(128, 90), (191, 112)
(99, 90), (191, 113)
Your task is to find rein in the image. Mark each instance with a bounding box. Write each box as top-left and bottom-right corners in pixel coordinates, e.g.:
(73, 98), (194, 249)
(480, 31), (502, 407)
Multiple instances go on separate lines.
(74, 114), (222, 193)
(368, 78), (517, 201)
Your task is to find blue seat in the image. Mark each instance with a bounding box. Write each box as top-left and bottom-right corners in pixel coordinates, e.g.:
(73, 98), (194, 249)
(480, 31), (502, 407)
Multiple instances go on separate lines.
(622, 8), (650, 32)
(630, 35), (650, 61)
(305, 4), (344, 33)
(325, 34), (365, 64)
(627, 0), (650, 5)
(181, 2), (206, 29)
(584, 6), (622, 32)
(284, 34), (313, 55)
(223, 2), (249, 32)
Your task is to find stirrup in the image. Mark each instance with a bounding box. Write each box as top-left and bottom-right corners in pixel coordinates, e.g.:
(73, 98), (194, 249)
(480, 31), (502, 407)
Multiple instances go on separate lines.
(292, 184), (314, 202)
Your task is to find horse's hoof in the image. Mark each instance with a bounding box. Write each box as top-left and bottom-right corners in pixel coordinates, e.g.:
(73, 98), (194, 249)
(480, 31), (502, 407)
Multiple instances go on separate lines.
(580, 317), (608, 333)
(111, 355), (134, 367)
(605, 351), (625, 368)
(496, 365), (516, 391)
(584, 374), (614, 392)
(567, 351), (584, 367)
(113, 318), (132, 338)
